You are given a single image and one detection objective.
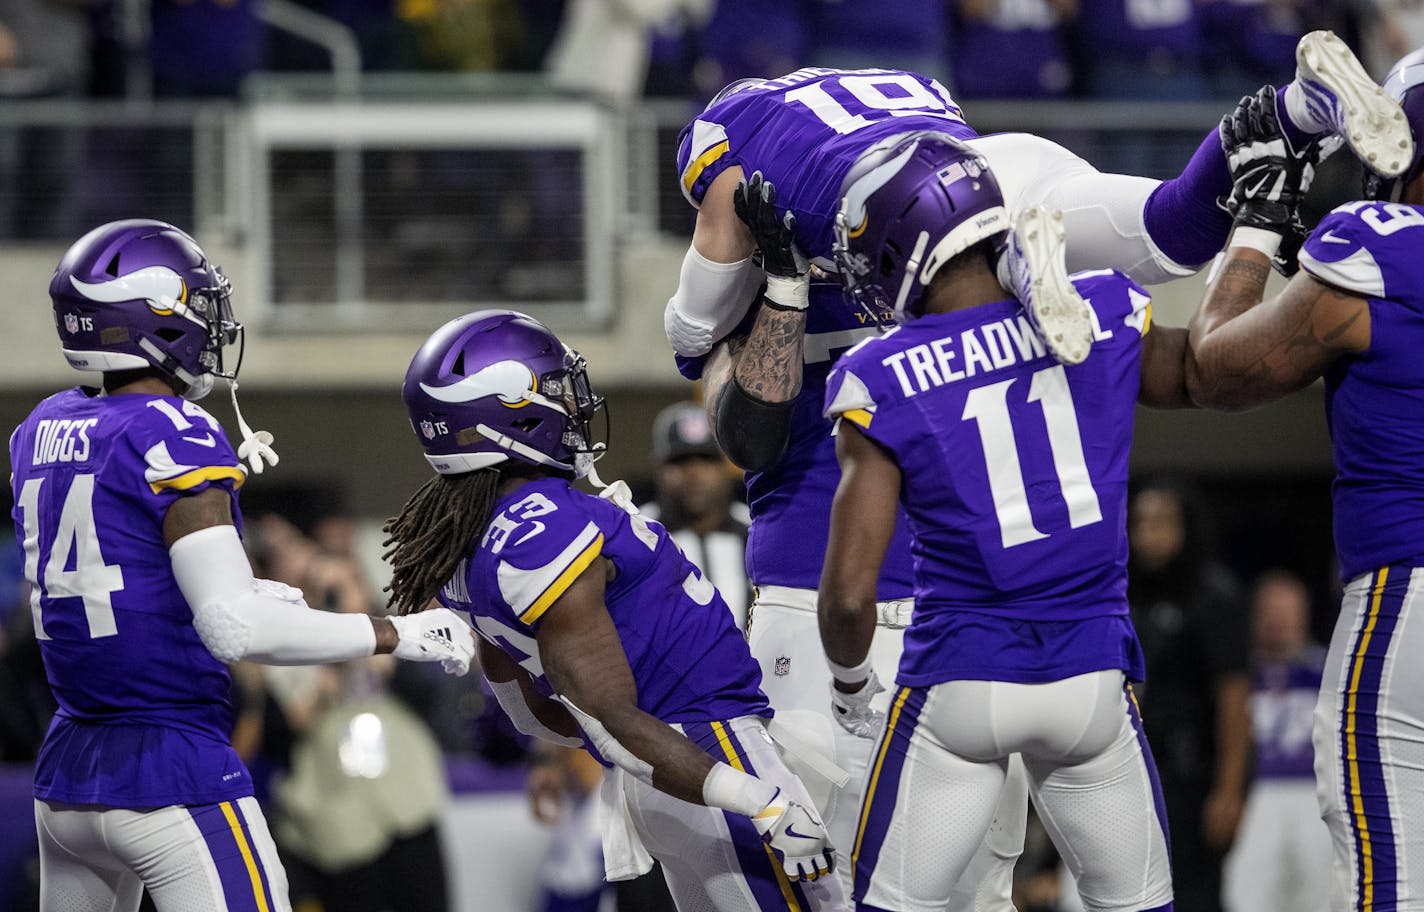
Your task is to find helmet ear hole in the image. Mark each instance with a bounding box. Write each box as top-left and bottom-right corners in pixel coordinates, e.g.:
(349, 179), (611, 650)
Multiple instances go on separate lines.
(511, 416), (543, 434)
(154, 328), (185, 343)
(452, 351), (466, 375)
(105, 253), (121, 277)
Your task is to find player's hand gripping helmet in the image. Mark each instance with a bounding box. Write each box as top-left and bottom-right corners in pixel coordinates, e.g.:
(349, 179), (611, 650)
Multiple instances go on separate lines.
(1366, 49), (1424, 202)
(50, 219), (240, 401)
(833, 131), (1009, 323)
(403, 310), (606, 478)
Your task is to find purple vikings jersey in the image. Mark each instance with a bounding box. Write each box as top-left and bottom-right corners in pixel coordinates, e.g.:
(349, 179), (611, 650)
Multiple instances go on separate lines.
(677, 67), (978, 266)
(824, 271), (1153, 686)
(677, 283), (917, 597)
(1251, 646), (1325, 780)
(1298, 202), (1424, 580)
(438, 478), (770, 747)
(9, 388), (248, 807)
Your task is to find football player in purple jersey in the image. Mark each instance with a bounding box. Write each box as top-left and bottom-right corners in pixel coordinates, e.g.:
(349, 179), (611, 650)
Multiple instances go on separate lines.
(383, 310), (842, 911)
(816, 133), (1188, 912)
(1188, 49), (1424, 912)
(663, 32), (1411, 908)
(11, 220), (476, 912)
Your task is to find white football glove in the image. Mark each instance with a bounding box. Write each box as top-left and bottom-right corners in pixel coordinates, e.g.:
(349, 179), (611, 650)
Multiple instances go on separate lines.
(830, 669), (887, 740)
(390, 608), (475, 676)
(751, 788), (836, 882)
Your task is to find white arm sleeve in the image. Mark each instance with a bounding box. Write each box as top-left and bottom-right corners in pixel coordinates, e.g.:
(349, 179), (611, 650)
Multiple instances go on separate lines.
(664, 245), (760, 357)
(487, 678), (583, 748)
(170, 525), (376, 665)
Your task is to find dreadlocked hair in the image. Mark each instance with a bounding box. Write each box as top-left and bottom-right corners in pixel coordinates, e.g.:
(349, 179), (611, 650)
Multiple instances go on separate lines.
(383, 469), (502, 615)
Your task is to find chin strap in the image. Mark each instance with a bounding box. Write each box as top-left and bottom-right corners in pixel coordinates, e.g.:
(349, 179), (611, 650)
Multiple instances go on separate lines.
(586, 463), (636, 513)
(228, 379), (279, 474)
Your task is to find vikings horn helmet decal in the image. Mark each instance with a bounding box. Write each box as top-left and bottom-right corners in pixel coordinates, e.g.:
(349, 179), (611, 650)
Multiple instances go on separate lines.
(833, 131), (1009, 324)
(403, 310), (606, 477)
(49, 219), (241, 401)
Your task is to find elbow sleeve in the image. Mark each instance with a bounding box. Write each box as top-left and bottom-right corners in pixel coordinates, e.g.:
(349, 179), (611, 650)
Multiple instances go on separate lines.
(716, 378), (794, 473)
(170, 525), (376, 665)
(488, 678), (583, 748)
(665, 246), (758, 357)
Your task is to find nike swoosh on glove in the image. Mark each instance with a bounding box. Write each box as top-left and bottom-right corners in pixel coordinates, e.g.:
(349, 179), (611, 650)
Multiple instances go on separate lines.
(751, 789), (836, 882)
(829, 669), (887, 740)
(390, 607), (476, 675)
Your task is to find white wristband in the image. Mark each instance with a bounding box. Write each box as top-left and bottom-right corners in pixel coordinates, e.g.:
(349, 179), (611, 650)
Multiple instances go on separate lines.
(764, 274), (809, 311)
(826, 654), (874, 686)
(702, 760), (779, 816)
(1229, 227), (1283, 259)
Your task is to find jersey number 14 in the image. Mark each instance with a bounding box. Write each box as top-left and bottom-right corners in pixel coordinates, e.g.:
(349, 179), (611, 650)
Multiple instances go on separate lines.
(17, 475), (124, 639)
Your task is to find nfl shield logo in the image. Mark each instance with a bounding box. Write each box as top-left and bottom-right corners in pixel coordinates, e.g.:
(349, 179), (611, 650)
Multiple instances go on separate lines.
(774, 656), (791, 677)
(419, 420), (436, 440)
(64, 313), (79, 333)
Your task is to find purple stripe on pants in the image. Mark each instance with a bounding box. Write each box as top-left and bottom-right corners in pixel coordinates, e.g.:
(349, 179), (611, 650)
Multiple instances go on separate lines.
(187, 801), (269, 912)
(1340, 568), (1405, 911)
(852, 686), (928, 907)
(684, 720), (810, 911)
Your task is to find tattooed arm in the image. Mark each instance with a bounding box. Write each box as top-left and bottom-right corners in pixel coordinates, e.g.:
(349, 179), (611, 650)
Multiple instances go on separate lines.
(701, 300), (806, 472)
(1186, 245), (1370, 411)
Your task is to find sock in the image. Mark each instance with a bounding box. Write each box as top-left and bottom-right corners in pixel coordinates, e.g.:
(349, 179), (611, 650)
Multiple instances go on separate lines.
(1278, 84), (1327, 151)
(1142, 126), (1234, 269)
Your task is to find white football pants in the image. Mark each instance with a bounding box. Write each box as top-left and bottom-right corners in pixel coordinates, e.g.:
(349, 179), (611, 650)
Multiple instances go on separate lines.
(35, 796), (291, 912)
(748, 587), (1026, 910)
(852, 670), (1172, 912)
(1223, 778), (1338, 912)
(966, 131), (1194, 287)
(1315, 566), (1424, 912)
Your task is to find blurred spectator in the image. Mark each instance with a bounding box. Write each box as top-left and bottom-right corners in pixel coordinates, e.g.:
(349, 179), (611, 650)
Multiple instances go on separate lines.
(0, 0), (94, 238)
(266, 549), (453, 912)
(1222, 570), (1337, 912)
(1363, 0), (1424, 80)
(149, 0), (263, 97)
(398, 0), (524, 72)
(528, 744), (618, 912)
(950, 0), (1076, 98)
(0, 587), (53, 763)
(1128, 478), (1251, 912)
(807, 0), (952, 85)
(1201, 0), (1315, 94)
(687, 0), (807, 97)
(639, 401), (751, 631)
(1076, 0), (1208, 176)
(546, 0), (709, 103)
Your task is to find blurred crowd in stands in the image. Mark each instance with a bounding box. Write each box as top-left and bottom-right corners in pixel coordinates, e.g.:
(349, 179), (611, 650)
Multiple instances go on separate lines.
(0, 0), (1414, 109)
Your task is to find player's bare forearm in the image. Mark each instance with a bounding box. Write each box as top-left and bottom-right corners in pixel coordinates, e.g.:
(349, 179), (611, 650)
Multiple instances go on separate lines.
(734, 303), (806, 404)
(539, 561), (716, 804)
(818, 424), (898, 667)
(1137, 325), (1195, 410)
(1214, 673), (1252, 796)
(1188, 253), (1368, 411)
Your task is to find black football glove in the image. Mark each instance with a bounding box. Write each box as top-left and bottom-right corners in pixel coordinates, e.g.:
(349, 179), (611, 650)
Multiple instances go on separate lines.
(733, 171), (810, 280)
(1219, 85), (1318, 235)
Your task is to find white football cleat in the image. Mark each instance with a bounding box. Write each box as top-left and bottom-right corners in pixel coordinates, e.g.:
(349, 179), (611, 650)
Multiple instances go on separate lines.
(1295, 30), (1414, 177)
(1005, 206), (1093, 366)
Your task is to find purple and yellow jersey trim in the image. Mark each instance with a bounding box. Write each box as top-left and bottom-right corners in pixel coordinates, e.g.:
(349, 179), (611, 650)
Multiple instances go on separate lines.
(499, 523), (605, 626)
(148, 464), (247, 494)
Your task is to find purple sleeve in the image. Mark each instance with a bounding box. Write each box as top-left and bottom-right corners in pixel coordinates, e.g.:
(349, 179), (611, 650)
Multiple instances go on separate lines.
(125, 402), (245, 525)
